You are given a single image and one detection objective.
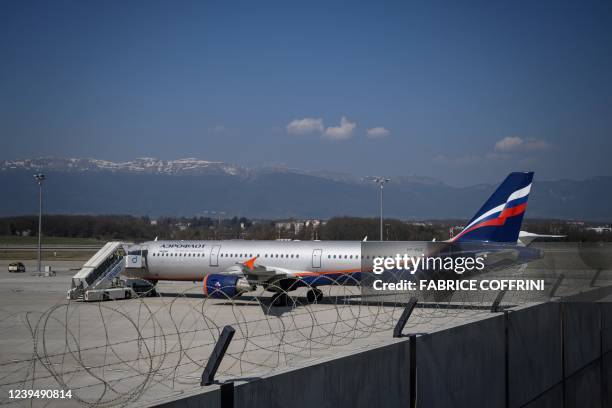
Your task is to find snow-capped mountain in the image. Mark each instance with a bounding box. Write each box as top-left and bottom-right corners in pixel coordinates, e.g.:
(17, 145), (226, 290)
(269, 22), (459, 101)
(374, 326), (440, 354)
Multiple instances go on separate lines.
(1, 157), (611, 220)
(0, 157), (246, 176)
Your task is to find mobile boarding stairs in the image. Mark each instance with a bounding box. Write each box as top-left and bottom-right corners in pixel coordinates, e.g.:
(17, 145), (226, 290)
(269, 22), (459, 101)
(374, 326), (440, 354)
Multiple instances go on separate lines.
(67, 242), (149, 301)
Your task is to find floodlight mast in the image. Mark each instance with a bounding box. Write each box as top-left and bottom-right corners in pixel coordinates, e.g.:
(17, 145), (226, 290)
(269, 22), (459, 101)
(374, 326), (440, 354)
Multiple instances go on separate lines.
(34, 174), (46, 273)
(203, 210), (227, 238)
(363, 177), (391, 241)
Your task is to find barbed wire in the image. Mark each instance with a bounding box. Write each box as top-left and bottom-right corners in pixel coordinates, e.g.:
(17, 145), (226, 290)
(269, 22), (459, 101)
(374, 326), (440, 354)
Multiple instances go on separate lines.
(2, 245), (604, 408)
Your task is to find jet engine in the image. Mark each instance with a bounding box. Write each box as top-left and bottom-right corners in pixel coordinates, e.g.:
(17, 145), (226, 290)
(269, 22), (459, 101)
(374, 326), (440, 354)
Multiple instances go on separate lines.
(203, 274), (253, 298)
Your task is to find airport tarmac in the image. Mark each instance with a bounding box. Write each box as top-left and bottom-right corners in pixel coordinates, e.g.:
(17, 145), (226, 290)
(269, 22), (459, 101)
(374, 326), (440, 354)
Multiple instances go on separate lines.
(1, 243), (610, 407)
(0, 259), (503, 407)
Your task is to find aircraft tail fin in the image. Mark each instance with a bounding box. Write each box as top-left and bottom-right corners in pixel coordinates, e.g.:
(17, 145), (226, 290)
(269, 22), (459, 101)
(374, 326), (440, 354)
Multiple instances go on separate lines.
(450, 172), (534, 243)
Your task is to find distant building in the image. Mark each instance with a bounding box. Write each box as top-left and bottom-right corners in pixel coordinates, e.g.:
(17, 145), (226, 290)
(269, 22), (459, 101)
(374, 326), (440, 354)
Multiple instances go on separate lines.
(150, 219), (158, 226)
(275, 219), (321, 236)
(566, 221), (585, 230)
(586, 226), (612, 234)
(304, 219), (321, 228)
(407, 222), (432, 227)
(275, 222), (293, 231)
(175, 223), (189, 231)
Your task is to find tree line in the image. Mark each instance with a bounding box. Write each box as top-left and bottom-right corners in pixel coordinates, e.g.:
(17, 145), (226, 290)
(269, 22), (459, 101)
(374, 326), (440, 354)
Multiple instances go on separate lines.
(0, 214), (610, 242)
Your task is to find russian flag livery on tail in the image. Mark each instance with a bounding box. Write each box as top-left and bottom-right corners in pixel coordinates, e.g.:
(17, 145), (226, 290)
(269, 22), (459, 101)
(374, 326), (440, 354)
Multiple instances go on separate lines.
(451, 172), (534, 243)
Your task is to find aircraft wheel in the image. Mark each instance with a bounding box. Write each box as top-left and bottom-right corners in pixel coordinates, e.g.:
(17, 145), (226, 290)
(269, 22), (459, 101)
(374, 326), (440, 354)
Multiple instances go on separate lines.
(272, 292), (289, 307)
(306, 288), (323, 303)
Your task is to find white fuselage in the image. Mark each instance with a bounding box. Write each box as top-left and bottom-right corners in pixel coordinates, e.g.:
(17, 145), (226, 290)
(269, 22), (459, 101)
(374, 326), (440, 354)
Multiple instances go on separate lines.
(130, 240), (372, 281)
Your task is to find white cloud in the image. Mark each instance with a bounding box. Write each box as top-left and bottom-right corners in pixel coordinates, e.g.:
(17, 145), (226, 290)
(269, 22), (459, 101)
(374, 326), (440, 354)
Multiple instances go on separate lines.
(495, 136), (523, 152)
(366, 127), (390, 138)
(286, 116), (358, 141)
(286, 118), (324, 135)
(208, 125), (227, 134)
(494, 136), (551, 152)
(323, 116), (356, 140)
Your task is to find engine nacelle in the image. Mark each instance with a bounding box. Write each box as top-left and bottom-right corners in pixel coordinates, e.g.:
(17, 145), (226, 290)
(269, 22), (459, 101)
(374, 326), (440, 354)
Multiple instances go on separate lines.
(203, 274), (252, 298)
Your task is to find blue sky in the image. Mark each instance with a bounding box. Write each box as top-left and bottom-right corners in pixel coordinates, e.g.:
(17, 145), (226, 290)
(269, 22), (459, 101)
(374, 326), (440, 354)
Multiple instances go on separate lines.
(1, 0), (611, 185)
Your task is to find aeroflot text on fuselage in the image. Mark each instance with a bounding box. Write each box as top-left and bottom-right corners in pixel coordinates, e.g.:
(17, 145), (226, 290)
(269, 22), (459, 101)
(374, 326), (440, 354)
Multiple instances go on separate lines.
(372, 254), (486, 275)
(160, 243), (207, 248)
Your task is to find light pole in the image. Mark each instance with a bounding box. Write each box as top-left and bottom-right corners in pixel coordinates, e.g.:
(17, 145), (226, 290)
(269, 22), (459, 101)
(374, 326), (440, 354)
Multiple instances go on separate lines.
(34, 174), (45, 273)
(204, 210), (226, 238)
(363, 176), (390, 241)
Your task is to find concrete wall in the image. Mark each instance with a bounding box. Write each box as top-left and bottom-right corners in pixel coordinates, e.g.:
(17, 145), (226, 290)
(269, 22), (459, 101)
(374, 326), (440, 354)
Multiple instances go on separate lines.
(153, 385), (220, 408)
(565, 362), (602, 408)
(522, 384), (563, 408)
(603, 352), (612, 407)
(600, 302), (612, 354)
(563, 302), (601, 376)
(233, 339), (411, 408)
(601, 302), (612, 408)
(156, 301), (608, 408)
(508, 302), (562, 408)
(416, 316), (505, 408)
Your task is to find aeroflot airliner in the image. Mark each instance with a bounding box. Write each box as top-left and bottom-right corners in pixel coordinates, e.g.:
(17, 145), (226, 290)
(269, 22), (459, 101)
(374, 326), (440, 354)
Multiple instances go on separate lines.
(123, 172), (542, 305)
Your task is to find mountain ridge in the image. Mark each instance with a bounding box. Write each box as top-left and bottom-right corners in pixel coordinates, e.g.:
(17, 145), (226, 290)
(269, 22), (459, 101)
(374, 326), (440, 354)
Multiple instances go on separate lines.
(1, 157), (610, 221)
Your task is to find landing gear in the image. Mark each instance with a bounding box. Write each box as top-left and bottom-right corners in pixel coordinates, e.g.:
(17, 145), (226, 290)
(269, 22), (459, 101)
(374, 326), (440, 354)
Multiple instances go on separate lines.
(306, 288), (323, 303)
(271, 292), (291, 307)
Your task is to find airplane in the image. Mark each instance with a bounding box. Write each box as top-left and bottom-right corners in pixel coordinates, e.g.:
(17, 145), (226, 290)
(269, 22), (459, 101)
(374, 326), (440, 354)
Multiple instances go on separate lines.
(122, 171), (545, 306)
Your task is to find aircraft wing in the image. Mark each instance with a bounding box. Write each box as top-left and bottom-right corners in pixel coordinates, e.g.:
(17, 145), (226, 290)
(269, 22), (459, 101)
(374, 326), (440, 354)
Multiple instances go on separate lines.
(518, 231), (566, 246)
(219, 257), (297, 283)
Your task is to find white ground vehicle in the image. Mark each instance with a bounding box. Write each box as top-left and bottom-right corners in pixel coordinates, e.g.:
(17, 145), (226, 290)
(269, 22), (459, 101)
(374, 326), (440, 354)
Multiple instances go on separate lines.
(8, 262), (25, 273)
